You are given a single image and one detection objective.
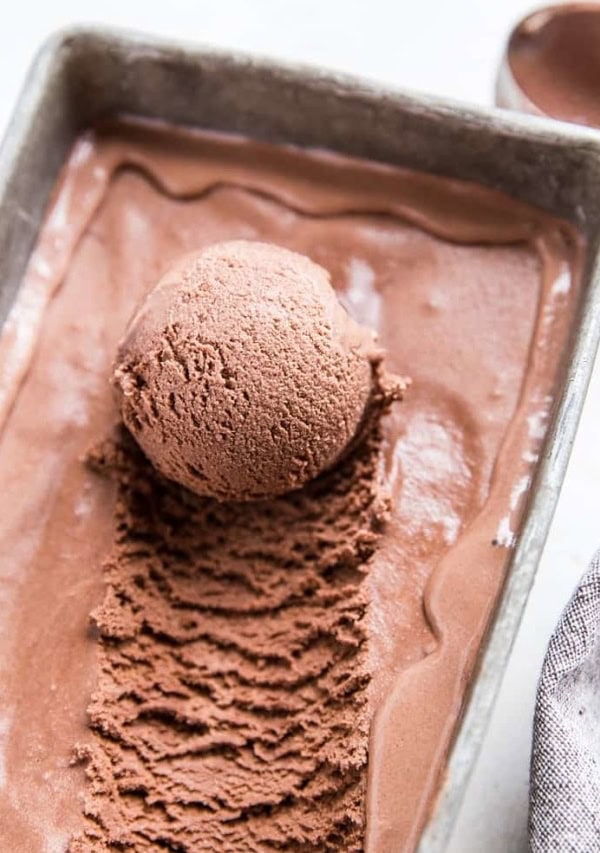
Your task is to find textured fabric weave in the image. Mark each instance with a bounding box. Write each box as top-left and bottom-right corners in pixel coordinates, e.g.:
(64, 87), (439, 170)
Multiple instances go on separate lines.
(530, 549), (600, 851)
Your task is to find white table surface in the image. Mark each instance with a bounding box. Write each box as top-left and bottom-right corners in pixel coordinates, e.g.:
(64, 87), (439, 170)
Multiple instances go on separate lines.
(2, 2), (598, 850)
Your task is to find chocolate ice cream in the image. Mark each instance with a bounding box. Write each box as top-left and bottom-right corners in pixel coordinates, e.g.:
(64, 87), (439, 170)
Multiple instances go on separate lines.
(0, 120), (583, 852)
(504, 4), (600, 127)
(114, 240), (403, 501)
(76, 424), (385, 851)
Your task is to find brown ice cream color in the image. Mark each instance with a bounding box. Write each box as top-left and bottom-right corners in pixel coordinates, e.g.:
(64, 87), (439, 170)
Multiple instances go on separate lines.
(0, 120), (583, 852)
(506, 3), (600, 126)
(114, 240), (404, 501)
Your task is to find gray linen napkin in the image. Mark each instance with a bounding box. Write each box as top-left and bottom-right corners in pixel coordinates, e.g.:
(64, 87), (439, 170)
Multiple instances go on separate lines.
(530, 549), (600, 851)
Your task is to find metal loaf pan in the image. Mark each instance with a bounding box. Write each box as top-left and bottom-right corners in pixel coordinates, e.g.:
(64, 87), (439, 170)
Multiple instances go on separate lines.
(2, 27), (600, 852)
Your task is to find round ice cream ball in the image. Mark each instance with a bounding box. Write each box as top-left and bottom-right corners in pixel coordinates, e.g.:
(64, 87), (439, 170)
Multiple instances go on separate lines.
(113, 240), (398, 502)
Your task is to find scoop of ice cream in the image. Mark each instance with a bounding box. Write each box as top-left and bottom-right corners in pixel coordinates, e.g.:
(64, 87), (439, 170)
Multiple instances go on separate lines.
(113, 240), (405, 501)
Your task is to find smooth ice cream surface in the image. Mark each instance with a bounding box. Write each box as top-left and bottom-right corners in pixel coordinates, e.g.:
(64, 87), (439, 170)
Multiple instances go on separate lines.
(507, 4), (600, 126)
(0, 120), (582, 852)
(114, 240), (401, 501)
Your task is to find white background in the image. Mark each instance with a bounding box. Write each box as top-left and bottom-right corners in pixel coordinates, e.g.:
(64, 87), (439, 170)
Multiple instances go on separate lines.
(2, 2), (599, 851)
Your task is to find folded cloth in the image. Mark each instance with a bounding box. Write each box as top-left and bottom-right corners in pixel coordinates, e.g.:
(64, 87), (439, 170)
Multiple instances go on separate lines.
(530, 549), (600, 851)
